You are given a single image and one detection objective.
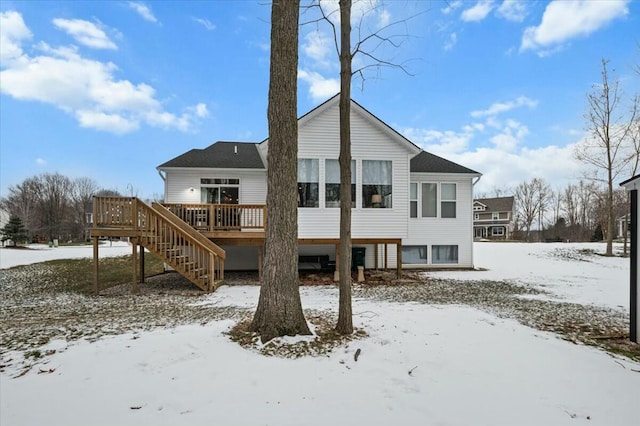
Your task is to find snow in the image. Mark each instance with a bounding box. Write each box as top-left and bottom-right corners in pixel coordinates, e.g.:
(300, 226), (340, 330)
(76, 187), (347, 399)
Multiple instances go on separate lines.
(432, 242), (630, 310)
(0, 241), (132, 269)
(1, 241), (638, 426)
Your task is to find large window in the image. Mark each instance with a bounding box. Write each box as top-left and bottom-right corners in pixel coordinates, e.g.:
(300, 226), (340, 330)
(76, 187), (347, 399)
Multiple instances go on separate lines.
(325, 159), (356, 208)
(441, 183), (456, 218)
(363, 160), (392, 208)
(402, 246), (427, 264)
(200, 178), (239, 204)
(410, 183), (418, 218)
(432, 245), (458, 264)
(421, 183), (437, 217)
(298, 159), (319, 207)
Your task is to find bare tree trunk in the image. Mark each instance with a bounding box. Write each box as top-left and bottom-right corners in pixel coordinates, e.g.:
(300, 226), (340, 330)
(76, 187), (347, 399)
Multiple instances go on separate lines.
(336, 0), (353, 335)
(249, 0), (310, 343)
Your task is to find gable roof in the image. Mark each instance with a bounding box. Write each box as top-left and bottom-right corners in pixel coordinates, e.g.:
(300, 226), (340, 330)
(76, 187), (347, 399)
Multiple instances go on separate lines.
(158, 141), (264, 169)
(410, 151), (480, 175)
(259, 94), (422, 155)
(474, 196), (515, 212)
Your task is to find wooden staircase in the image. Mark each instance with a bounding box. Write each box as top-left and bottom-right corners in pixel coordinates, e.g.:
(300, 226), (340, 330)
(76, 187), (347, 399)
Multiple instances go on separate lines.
(93, 197), (225, 291)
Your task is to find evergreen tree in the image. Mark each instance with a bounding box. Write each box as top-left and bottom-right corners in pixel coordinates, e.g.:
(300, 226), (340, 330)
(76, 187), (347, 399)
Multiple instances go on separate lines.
(1, 215), (30, 246)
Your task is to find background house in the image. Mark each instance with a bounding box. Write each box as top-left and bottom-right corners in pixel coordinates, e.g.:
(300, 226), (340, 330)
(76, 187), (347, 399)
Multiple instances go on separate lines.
(158, 95), (481, 271)
(473, 196), (515, 240)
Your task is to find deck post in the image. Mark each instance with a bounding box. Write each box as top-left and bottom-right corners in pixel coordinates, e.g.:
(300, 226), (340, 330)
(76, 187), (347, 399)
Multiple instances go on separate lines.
(139, 244), (145, 283)
(384, 244), (388, 271)
(131, 237), (138, 293)
(93, 236), (99, 295)
(396, 242), (402, 279)
(374, 244), (379, 270)
(334, 244), (340, 282)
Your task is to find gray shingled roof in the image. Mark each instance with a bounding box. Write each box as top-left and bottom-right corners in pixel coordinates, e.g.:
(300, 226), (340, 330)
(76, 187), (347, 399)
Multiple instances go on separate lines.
(475, 196), (515, 212)
(410, 151), (480, 174)
(158, 142), (264, 169)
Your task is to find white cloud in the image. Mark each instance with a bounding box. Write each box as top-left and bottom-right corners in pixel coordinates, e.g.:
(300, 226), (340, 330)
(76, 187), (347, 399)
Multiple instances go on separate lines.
(496, 0), (528, 22)
(193, 103), (209, 118)
(298, 69), (339, 102)
(520, 0), (629, 56)
(443, 32), (457, 51)
(471, 96), (538, 118)
(489, 119), (528, 151)
(0, 10), (32, 64)
(302, 31), (334, 67)
(35, 158), (47, 166)
(128, 2), (158, 23)
(76, 110), (139, 134)
(404, 127), (474, 154)
(377, 9), (391, 28)
(0, 12), (205, 134)
(461, 0), (495, 22)
(442, 1), (463, 15)
(52, 18), (116, 50)
(193, 17), (215, 31)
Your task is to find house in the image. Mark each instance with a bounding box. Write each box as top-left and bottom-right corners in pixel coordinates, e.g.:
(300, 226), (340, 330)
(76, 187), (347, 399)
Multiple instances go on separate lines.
(620, 174), (639, 343)
(616, 214), (631, 239)
(158, 95), (481, 270)
(91, 95), (481, 292)
(472, 196), (515, 240)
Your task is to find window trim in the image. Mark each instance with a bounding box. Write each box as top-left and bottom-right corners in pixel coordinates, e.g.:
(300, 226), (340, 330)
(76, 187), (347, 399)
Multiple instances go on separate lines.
(440, 182), (457, 219)
(325, 159), (356, 209)
(200, 177), (240, 204)
(298, 158), (320, 208)
(362, 159), (393, 209)
(432, 244), (459, 264)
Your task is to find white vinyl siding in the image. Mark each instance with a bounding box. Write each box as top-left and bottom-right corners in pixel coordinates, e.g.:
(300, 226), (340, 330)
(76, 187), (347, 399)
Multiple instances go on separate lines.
(406, 173), (475, 268)
(164, 169), (266, 205)
(294, 101), (413, 239)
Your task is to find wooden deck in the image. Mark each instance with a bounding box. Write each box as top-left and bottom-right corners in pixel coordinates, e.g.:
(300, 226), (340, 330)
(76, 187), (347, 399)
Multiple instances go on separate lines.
(91, 197), (403, 292)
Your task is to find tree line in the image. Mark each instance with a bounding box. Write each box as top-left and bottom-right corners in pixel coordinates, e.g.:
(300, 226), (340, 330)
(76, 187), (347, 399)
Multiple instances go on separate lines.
(480, 178), (630, 243)
(0, 173), (121, 243)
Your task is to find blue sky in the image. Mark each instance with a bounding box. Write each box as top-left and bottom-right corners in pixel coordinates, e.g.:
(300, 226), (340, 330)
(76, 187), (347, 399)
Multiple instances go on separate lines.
(1, 0), (638, 199)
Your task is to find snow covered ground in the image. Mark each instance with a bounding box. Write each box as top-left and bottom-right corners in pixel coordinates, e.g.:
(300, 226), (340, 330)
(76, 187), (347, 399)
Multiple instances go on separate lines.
(433, 242), (630, 311)
(1, 241), (638, 426)
(0, 241), (132, 269)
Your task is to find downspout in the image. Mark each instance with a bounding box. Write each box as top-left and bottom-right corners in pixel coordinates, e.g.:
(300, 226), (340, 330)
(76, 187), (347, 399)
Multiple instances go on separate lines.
(471, 175), (482, 269)
(157, 169), (167, 202)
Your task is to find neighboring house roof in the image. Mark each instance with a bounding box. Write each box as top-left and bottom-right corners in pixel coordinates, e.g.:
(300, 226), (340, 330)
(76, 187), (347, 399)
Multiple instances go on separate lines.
(410, 151), (480, 175)
(620, 174), (640, 189)
(474, 196), (515, 212)
(158, 141), (265, 169)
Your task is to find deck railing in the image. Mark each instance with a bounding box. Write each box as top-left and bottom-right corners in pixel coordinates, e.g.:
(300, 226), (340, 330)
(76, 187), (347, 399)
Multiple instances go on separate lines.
(92, 196), (225, 290)
(163, 203), (266, 232)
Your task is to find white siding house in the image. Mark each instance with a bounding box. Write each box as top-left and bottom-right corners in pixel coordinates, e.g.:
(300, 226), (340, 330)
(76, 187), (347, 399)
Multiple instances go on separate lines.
(157, 95), (481, 270)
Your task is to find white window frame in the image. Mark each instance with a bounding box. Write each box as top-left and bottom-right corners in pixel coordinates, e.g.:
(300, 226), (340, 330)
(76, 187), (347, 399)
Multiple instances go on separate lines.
(492, 227), (504, 236)
(440, 183), (457, 219)
(432, 245), (459, 264)
(200, 178), (240, 204)
(492, 212), (499, 220)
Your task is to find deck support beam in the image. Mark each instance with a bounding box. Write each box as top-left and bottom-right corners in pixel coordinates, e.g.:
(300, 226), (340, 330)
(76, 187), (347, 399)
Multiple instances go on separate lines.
(334, 244), (340, 282)
(396, 243), (402, 279)
(139, 244), (145, 284)
(131, 238), (138, 293)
